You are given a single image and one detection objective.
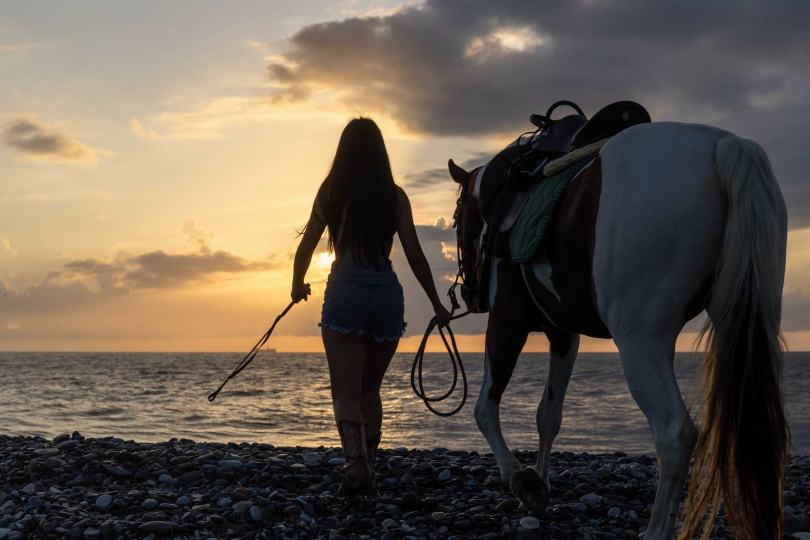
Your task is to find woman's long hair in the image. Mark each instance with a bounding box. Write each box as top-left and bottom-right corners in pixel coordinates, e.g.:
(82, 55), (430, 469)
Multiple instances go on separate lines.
(321, 117), (397, 267)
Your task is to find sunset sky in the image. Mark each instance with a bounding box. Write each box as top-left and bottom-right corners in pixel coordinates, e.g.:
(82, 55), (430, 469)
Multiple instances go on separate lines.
(1, 1), (809, 352)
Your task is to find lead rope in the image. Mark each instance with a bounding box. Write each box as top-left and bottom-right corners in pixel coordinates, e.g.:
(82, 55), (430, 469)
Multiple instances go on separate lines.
(410, 266), (473, 417)
(208, 300), (296, 402)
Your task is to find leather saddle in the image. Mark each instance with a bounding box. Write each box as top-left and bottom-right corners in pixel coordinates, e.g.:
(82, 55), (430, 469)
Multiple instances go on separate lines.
(478, 100), (651, 232)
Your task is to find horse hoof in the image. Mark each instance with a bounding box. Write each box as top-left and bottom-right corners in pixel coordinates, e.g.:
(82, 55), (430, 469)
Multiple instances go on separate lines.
(510, 468), (549, 514)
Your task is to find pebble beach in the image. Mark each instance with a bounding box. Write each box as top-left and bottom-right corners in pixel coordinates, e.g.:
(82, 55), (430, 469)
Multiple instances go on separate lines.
(2, 434), (810, 539)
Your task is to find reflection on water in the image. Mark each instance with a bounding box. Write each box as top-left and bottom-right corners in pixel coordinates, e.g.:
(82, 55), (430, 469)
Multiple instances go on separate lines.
(1, 351), (809, 454)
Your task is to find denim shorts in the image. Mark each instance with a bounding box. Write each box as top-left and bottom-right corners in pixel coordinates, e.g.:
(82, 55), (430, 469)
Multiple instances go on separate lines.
(319, 258), (406, 342)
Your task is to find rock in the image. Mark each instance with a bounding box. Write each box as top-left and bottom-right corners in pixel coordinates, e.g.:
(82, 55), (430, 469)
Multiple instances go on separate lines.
(574, 502), (587, 512)
(520, 516), (541, 530)
(250, 505), (264, 521)
(303, 453), (322, 463)
(56, 439), (79, 451)
(233, 500), (252, 513)
(608, 507), (621, 518)
(381, 518), (397, 529)
(495, 498), (520, 512)
(327, 457), (346, 466)
(96, 494), (113, 510)
(26, 496), (42, 509)
(785, 510), (801, 534)
(141, 498), (159, 510)
(0, 529), (9, 539)
(579, 493), (599, 505)
(217, 459), (243, 468)
(138, 521), (175, 536)
(431, 512), (446, 522)
(179, 471), (202, 484)
(438, 469), (452, 481)
(21, 483), (36, 496)
(176, 496), (190, 506)
(53, 434), (70, 444)
(400, 491), (422, 510)
(103, 464), (131, 477)
(793, 533), (810, 540)
(284, 505), (303, 516)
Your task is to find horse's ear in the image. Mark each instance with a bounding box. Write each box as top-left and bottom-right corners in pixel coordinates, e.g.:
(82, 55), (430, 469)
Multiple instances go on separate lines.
(448, 159), (469, 184)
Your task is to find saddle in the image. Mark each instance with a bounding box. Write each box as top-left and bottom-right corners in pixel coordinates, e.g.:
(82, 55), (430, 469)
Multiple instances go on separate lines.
(473, 100), (650, 308)
(478, 100), (651, 231)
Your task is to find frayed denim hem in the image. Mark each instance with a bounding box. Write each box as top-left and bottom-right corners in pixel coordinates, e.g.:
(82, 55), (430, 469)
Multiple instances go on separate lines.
(319, 322), (407, 342)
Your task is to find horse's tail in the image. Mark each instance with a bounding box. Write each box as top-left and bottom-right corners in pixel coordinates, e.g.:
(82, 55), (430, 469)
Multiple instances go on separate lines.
(680, 136), (789, 540)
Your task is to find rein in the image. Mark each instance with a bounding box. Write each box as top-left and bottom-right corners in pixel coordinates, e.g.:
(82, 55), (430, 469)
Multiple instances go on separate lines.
(409, 182), (482, 417)
(208, 300), (295, 402)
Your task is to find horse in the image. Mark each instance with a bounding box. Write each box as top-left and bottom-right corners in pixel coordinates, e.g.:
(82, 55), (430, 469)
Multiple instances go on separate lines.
(447, 121), (789, 540)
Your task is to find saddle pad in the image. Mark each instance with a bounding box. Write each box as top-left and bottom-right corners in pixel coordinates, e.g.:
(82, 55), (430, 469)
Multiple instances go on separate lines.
(508, 156), (596, 263)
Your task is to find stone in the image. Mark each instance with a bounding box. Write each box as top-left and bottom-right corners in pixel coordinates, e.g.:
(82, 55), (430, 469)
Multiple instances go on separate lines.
(138, 521), (175, 535)
(431, 512), (446, 522)
(141, 498), (159, 510)
(96, 494), (113, 510)
(520, 516), (541, 530)
(608, 507), (621, 518)
(495, 498), (520, 512)
(179, 471), (202, 484)
(400, 492), (422, 510)
(250, 505), (264, 521)
(579, 493), (599, 505)
(438, 469), (452, 481)
(56, 440), (80, 451)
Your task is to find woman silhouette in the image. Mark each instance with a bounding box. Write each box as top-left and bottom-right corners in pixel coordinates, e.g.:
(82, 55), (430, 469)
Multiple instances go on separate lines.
(291, 118), (451, 496)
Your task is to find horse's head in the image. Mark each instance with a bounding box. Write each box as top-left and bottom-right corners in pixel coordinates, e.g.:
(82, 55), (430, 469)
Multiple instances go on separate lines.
(448, 159), (488, 313)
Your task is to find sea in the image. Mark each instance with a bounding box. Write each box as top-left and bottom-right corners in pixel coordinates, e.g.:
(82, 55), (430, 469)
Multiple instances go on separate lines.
(1, 351), (808, 455)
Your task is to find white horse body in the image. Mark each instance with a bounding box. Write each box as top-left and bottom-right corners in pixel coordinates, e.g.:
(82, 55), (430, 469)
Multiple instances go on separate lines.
(459, 122), (788, 539)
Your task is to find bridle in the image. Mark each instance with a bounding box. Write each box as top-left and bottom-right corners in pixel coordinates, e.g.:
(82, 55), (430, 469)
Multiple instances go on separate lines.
(451, 172), (489, 315)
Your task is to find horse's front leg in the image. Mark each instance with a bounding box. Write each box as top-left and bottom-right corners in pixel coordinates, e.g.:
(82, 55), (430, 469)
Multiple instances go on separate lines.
(535, 331), (579, 482)
(474, 315), (528, 486)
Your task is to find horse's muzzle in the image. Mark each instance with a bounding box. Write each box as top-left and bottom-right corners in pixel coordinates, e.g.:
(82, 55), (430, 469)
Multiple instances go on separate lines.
(461, 283), (489, 314)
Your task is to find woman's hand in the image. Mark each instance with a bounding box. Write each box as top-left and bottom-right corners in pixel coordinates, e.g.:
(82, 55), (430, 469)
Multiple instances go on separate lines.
(433, 303), (452, 327)
(291, 282), (311, 304)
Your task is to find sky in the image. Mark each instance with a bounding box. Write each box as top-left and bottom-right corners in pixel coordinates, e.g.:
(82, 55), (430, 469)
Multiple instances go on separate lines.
(1, 0), (809, 353)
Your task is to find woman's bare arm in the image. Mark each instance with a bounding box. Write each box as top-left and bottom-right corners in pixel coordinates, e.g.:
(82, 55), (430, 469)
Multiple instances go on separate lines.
(291, 194), (327, 302)
(396, 187), (451, 324)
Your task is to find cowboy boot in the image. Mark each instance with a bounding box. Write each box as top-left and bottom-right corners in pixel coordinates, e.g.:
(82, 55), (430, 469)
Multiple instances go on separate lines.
(366, 430), (381, 492)
(336, 420), (374, 497)
(367, 430), (381, 468)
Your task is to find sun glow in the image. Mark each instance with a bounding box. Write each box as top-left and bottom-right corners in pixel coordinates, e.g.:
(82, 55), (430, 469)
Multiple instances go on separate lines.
(314, 251), (335, 269)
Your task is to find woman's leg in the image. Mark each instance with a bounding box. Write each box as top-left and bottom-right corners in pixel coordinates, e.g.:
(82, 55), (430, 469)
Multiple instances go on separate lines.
(322, 327), (367, 423)
(360, 338), (398, 443)
(323, 327), (375, 495)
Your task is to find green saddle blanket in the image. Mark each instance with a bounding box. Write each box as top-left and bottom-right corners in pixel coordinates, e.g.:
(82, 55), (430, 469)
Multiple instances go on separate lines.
(505, 156), (595, 263)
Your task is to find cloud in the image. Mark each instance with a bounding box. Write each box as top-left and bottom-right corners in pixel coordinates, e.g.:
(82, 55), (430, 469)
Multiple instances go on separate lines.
(62, 221), (280, 291)
(2, 118), (100, 165)
(2, 238), (17, 258)
(0, 43), (43, 55)
(265, 0), (810, 225)
(402, 152), (491, 190)
(130, 118), (162, 141)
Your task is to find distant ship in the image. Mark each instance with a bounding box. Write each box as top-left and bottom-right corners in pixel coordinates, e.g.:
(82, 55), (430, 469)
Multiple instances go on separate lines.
(260, 346), (277, 353)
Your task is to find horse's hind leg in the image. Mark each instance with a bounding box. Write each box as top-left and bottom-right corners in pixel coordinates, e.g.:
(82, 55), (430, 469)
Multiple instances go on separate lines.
(616, 332), (698, 540)
(474, 318), (527, 489)
(511, 330), (579, 514)
(533, 331), (579, 483)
